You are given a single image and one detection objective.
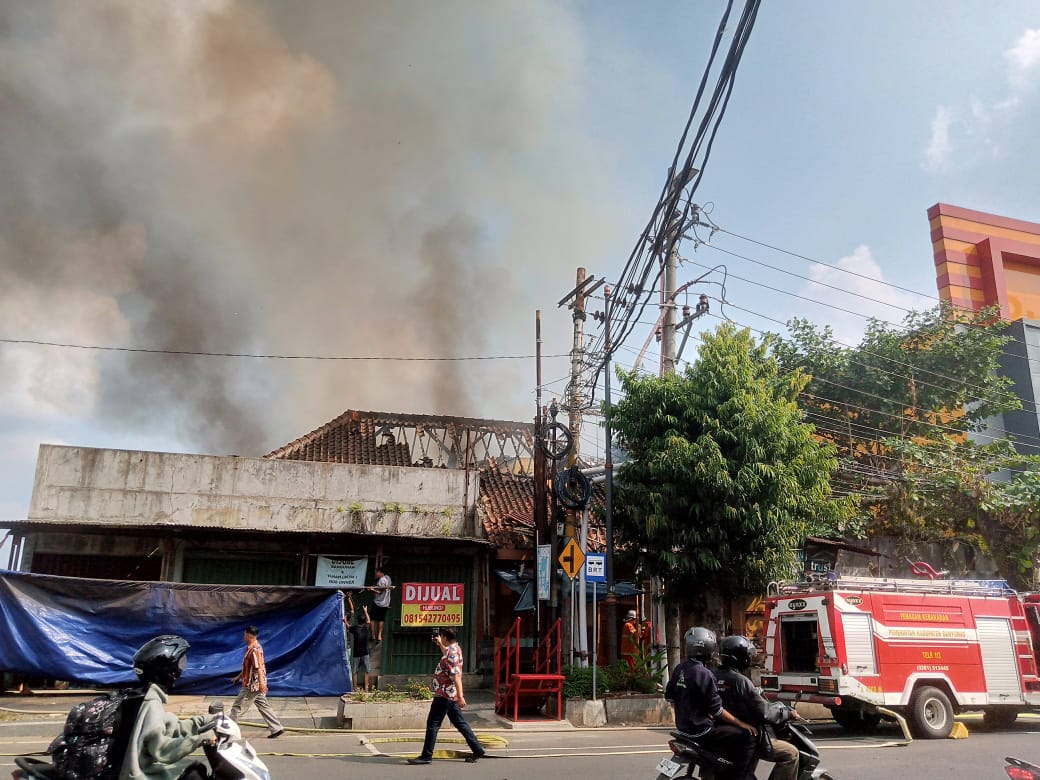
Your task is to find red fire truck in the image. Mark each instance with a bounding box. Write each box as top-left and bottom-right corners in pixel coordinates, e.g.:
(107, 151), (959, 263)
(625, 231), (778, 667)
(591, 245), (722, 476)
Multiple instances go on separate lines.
(759, 574), (1040, 737)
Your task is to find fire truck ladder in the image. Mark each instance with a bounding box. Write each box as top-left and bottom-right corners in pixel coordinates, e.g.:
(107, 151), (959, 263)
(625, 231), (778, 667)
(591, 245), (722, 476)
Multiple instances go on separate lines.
(771, 575), (1017, 598)
(494, 617), (566, 722)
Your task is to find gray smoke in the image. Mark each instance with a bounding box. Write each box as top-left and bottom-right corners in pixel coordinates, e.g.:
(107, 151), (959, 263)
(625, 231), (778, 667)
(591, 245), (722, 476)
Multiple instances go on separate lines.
(0, 0), (626, 455)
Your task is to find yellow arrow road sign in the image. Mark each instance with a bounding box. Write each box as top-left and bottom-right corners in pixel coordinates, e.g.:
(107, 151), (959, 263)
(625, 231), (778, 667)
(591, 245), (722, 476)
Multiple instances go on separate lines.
(558, 538), (585, 580)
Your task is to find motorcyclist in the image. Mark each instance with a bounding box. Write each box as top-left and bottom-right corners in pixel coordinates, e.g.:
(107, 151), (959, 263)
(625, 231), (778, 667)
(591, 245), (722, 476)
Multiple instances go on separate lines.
(715, 635), (800, 780)
(120, 635), (216, 780)
(664, 627), (758, 780)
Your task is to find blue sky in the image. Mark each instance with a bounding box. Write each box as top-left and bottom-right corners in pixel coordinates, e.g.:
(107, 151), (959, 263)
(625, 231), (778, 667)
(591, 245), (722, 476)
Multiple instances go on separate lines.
(2, 1), (1039, 557)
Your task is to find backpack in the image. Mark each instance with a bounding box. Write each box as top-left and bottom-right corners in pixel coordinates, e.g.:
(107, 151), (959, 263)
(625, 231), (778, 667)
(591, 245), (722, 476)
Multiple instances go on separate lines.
(48, 688), (145, 780)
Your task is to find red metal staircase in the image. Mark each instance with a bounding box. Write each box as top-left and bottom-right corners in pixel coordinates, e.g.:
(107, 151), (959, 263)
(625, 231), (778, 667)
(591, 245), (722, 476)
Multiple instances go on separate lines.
(494, 617), (566, 721)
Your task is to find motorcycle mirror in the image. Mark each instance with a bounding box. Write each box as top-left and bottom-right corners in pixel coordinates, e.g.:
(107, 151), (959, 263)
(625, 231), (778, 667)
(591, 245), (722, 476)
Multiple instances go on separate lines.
(208, 703), (225, 715)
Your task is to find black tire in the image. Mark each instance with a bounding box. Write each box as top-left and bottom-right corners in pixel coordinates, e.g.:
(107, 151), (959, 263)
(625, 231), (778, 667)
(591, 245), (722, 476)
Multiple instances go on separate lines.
(909, 685), (954, 738)
(983, 708), (1019, 729)
(831, 707), (881, 732)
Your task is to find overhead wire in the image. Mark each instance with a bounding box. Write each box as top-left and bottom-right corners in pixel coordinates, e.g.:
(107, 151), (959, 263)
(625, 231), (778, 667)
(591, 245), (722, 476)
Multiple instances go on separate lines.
(0, 337), (569, 363)
(576, 0), (763, 410)
(692, 214), (1040, 371)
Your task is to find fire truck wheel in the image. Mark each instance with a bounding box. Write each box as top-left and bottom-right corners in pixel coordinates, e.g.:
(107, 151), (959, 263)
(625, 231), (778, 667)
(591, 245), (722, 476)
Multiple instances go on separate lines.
(909, 685), (954, 738)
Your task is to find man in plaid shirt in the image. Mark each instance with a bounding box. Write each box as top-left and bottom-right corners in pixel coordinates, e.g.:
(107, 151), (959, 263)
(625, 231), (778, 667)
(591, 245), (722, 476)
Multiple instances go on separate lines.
(407, 627), (485, 764)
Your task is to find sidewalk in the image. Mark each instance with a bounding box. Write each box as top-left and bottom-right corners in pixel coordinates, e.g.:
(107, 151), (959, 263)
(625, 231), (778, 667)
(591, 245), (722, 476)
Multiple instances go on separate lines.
(0, 688), (507, 738)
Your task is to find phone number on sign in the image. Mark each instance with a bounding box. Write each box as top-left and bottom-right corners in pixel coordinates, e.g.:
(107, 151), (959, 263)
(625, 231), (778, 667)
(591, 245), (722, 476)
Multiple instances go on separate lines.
(402, 612), (463, 625)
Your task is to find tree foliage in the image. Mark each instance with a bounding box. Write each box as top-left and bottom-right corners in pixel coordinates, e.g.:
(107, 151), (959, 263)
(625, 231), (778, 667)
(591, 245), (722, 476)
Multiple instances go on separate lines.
(772, 304), (1039, 586)
(771, 305), (1018, 480)
(881, 437), (1040, 589)
(608, 323), (851, 603)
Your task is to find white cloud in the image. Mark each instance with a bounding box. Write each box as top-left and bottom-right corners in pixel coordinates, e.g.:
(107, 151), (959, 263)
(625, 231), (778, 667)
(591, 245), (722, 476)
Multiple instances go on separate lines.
(800, 245), (934, 346)
(1006, 28), (1040, 91)
(924, 27), (1040, 173)
(925, 105), (955, 172)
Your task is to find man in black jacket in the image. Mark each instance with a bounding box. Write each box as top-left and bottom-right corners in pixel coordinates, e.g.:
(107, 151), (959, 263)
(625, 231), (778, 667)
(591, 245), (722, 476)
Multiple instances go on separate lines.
(715, 635), (800, 780)
(665, 627), (757, 780)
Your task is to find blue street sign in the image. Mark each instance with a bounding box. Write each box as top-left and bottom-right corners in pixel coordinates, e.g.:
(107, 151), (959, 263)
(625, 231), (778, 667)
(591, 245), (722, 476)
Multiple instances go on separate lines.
(585, 553), (606, 583)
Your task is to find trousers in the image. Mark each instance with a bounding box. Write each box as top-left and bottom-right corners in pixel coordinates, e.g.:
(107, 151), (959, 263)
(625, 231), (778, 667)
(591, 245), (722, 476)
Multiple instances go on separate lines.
(764, 737), (799, 780)
(695, 723), (757, 780)
(230, 687), (283, 734)
(418, 696), (484, 759)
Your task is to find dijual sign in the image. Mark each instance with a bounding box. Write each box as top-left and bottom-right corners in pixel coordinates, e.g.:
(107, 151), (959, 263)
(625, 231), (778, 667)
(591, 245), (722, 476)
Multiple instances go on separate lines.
(400, 582), (465, 627)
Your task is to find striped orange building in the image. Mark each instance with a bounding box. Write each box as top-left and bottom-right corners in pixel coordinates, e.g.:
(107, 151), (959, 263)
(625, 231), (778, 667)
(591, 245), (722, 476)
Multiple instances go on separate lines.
(929, 203), (1040, 318)
(929, 203), (1040, 454)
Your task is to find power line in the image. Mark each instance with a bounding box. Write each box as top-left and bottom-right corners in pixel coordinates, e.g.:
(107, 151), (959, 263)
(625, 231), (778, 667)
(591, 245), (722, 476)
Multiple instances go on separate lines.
(0, 337), (569, 362)
(707, 301), (1040, 416)
(712, 225), (940, 302)
(695, 216), (1040, 372)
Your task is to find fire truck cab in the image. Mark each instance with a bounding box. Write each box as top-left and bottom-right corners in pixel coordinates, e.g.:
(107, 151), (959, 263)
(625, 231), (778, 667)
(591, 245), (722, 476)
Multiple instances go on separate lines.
(760, 575), (1040, 738)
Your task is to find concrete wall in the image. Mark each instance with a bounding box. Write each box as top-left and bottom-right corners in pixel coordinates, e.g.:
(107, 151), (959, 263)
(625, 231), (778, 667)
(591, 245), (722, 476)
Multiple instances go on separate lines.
(27, 445), (482, 539)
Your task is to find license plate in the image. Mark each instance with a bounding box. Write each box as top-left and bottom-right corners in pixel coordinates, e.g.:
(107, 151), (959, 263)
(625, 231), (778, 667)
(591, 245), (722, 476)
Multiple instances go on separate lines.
(655, 757), (685, 778)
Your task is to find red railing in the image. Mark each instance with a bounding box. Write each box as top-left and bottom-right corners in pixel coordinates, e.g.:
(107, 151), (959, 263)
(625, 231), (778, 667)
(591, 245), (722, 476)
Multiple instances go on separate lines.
(494, 617), (565, 721)
(535, 617), (562, 675)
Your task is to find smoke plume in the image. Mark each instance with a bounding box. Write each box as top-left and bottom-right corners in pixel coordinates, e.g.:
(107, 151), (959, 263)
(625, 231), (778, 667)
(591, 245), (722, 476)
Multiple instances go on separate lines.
(0, 0), (625, 455)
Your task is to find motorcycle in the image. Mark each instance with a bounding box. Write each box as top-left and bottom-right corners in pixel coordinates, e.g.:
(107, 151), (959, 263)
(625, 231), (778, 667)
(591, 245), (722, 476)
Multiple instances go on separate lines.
(1005, 757), (1040, 780)
(13, 703), (267, 780)
(202, 702), (271, 780)
(654, 719), (833, 780)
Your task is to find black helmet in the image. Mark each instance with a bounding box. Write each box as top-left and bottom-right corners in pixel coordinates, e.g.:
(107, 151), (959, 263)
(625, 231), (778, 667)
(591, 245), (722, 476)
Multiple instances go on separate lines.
(719, 635), (754, 669)
(684, 626), (717, 662)
(133, 635), (190, 691)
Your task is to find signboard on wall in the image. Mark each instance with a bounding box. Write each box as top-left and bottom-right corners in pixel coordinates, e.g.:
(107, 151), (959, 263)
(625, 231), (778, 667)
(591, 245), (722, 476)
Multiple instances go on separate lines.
(401, 582), (465, 626)
(315, 556), (368, 588)
(537, 544), (551, 601)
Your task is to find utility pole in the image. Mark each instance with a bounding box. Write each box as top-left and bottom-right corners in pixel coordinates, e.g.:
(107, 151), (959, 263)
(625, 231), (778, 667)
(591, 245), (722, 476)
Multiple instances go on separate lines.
(563, 267), (587, 664)
(660, 244), (679, 376)
(534, 310), (546, 637)
(602, 285), (619, 666)
(660, 224), (681, 671)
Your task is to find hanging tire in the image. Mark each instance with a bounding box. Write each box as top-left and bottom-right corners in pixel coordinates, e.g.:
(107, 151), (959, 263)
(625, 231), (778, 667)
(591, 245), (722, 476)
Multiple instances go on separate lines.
(983, 708), (1019, 729)
(909, 685), (954, 738)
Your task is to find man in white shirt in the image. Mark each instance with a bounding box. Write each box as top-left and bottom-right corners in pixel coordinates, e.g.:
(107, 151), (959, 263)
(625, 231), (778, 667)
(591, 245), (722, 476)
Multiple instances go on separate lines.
(367, 566), (392, 643)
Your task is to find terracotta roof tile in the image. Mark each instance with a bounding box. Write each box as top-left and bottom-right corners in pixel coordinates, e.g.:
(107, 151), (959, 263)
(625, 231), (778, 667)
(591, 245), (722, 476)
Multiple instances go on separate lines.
(265, 409), (533, 469)
(479, 467), (606, 552)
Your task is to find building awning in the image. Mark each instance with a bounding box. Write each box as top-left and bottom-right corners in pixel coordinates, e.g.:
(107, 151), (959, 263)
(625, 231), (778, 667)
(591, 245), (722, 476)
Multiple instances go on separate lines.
(494, 567), (643, 611)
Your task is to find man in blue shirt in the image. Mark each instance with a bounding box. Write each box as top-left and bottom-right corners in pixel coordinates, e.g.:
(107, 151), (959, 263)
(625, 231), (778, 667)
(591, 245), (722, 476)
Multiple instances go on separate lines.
(665, 627), (757, 780)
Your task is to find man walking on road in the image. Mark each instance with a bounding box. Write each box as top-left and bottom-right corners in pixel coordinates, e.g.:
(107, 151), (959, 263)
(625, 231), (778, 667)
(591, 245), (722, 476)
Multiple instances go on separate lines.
(230, 626), (285, 739)
(407, 627), (485, 765)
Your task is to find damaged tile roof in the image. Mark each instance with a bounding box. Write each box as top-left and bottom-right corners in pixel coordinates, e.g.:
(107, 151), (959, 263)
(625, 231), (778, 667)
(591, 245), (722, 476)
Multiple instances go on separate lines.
(479, 467), (606, 552)
(265, 409), (534, 470)
(265, 408), (602, 553)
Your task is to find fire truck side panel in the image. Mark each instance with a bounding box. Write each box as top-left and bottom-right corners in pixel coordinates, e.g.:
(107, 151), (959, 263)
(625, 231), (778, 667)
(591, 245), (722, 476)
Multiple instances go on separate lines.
(763, 580), (1040, 719)
(863, 592), (987, 707)
(974, 617), (1024, 703)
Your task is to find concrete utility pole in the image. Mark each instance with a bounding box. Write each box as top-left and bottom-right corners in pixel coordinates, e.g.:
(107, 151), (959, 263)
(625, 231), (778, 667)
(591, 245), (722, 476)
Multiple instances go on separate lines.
(660, 244), (679, 376)
(534, 310), (546, 637)
(563, 268), (587, 665)
(660, 231), (681, 672)
(567, 267), (587, 478)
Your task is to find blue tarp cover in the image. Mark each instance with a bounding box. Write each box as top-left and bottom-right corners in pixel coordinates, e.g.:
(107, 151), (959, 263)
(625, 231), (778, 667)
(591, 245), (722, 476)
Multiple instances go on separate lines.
(0, 571), (351, 696)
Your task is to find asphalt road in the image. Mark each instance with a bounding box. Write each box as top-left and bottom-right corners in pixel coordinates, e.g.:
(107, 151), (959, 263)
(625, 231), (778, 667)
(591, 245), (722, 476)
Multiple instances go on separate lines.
(3, 715), (1039, 779)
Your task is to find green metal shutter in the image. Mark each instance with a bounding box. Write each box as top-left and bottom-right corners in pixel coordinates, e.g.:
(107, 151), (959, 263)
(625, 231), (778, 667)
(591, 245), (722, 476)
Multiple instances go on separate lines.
(383, 558), (474, 675)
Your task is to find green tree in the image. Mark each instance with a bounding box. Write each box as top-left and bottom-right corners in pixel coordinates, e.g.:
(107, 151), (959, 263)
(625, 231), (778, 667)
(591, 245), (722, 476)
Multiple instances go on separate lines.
(772, 303), (1039, 584)
(608, 324), (851, 658)
(771, 305), (1018, 480)
(882, 437), (1040, 590)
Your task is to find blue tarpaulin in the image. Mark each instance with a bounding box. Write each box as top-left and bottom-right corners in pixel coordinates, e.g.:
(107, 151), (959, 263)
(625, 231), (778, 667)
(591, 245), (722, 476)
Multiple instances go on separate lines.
(0, 571), (351, 696)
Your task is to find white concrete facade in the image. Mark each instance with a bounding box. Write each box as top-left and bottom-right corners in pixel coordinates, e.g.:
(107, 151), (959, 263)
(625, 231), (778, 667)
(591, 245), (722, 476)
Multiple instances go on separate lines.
(27, 444), (482, 539)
